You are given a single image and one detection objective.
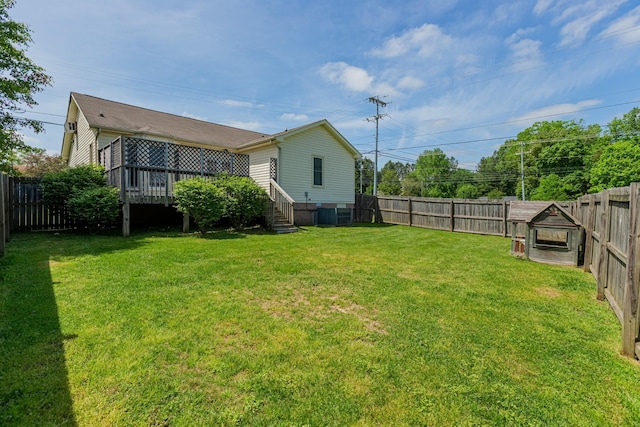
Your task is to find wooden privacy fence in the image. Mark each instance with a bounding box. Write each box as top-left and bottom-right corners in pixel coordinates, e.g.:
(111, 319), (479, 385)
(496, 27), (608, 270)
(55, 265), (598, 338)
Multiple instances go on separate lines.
(373, 195), (511, 237)
(1, 173), (9, 257)
(568, 183), (640, 358)
(8, 177), (76, 233)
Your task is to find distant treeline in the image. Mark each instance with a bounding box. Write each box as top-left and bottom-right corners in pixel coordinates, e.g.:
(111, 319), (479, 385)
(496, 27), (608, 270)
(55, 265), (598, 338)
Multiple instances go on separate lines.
(356, 107), (640, 200)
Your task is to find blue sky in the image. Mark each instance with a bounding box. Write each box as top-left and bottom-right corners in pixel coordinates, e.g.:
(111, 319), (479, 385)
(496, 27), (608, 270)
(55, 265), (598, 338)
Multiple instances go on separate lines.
(11, 0), (640, 170)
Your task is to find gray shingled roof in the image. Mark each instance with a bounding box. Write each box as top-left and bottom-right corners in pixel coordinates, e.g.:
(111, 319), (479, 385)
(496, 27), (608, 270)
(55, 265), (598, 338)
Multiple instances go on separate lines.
(71, 92), (267, 149)
(508, 201), (579, 225)
(508, 201), (552, 222)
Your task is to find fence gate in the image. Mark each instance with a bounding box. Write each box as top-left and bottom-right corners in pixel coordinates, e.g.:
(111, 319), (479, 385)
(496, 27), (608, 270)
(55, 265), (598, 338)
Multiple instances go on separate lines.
(11, 177), (76, 232)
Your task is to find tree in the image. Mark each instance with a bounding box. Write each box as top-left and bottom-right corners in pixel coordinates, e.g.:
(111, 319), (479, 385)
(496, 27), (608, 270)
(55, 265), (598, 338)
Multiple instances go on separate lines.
(377, 167), (402, 195)
(476, 120), (603, 199)
(0, 0), (52, 173)
(456, 183), (479, 199)
(401, 172), (422, 196)
(378, 161), (414, 195)
(589, 140), (640, 192)
(531, 174), (571, 201)
(355, 158), (374, 194)
(414, 148), (458, 198)
(19, 149), (66, 176)
(608, 107), (640, 143)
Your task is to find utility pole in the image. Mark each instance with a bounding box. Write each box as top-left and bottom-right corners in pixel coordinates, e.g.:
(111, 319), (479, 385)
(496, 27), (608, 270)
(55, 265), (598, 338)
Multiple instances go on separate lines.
(366, 96), (387, 196)
(520, 141), (526, 201)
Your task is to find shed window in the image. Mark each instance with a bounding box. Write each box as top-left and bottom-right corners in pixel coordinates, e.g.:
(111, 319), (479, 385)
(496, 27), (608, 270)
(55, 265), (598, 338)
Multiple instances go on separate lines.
(313, 157), (323, 186)
(534, 228), (569, 249)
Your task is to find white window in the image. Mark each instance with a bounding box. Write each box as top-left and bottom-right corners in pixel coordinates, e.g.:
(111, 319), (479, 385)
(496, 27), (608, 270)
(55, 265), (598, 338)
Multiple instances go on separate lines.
(313, 156), (323, 187)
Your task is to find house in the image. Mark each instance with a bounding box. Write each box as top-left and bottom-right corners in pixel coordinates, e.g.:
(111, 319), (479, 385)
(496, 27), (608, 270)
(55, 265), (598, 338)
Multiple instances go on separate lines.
(508, 201), (584, 266)
(61, 92), (361, 234)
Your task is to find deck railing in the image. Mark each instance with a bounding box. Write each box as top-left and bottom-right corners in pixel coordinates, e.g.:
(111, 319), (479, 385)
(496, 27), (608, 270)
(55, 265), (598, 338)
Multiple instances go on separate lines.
(270, 178), (294, 225)
(98, 136), (250, 205)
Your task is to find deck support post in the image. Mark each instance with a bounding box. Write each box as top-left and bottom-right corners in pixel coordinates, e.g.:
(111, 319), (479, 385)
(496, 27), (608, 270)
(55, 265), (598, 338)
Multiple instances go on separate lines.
(122, 202), (130, 237)
(183, 212), (190, 233)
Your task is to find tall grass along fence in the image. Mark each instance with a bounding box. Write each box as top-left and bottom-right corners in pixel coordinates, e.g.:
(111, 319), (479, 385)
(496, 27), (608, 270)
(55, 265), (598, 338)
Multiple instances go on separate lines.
(568, 183), (640, 358)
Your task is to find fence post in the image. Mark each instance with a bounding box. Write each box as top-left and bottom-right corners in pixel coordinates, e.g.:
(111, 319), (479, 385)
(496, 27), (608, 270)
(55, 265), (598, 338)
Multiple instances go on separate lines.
(502, 201), (508, 237)
(7, 176), (13, 238)
(597, 190), (611, 300)
(0, 173), (5, 257)
(622, 183), (640, 357)
(407, 197), (412, 227)
(449, 200), (454, 232)
(583, 194), (596, 273)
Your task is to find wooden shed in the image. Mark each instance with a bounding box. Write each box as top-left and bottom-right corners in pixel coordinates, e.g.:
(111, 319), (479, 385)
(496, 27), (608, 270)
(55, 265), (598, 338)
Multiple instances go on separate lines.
(508, 201), (584, 266)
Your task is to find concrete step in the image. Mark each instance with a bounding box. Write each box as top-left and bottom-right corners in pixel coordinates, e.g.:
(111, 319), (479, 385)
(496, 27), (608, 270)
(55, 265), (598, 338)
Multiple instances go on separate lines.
(273, 225), (298, 234)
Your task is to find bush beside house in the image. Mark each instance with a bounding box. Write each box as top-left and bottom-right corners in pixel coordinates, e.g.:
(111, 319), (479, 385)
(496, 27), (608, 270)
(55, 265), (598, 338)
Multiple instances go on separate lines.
(41, 165), (119, 232)
(173, 175), (269, 233)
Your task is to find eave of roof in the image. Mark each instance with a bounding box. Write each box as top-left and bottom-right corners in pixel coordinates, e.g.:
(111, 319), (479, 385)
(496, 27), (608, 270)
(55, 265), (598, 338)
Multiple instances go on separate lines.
(238, 119), (362, 158)
(69, 92), (267, 149)
(508, 201), (580, 225)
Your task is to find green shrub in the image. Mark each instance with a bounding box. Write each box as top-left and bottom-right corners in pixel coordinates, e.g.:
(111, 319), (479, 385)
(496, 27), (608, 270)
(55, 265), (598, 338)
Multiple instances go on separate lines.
(173, 177), (226, 232)
(41, 165), (119, 233)
(67, 187), (120, 232)
(214, 174), (269, 228)
(41, 165), (107, 208)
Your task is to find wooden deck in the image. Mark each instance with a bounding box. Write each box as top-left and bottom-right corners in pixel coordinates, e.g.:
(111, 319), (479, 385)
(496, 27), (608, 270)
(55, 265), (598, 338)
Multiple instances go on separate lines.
(99, 136), (250, 205)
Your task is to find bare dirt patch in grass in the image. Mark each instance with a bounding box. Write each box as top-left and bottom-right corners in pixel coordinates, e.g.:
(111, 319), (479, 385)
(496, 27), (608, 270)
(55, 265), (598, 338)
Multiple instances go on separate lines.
(535, 286), (563, 298)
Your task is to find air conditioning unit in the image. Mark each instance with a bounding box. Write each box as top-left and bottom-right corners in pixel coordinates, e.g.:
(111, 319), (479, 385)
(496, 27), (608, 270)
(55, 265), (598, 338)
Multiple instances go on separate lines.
(64, 122), (77, 133)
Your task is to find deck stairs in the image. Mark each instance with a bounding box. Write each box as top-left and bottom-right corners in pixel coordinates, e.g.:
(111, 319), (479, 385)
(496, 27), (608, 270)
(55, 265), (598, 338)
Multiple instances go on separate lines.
(272, 207), (298, 234)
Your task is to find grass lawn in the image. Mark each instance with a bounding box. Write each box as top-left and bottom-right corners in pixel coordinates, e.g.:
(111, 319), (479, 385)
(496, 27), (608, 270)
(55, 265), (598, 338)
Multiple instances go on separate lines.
(1, 224), (640, 426)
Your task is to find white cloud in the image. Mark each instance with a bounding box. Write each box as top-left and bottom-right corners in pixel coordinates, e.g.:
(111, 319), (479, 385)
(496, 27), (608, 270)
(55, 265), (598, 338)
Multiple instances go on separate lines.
(397, 76), (425, 90)
(319, 62), (374, 92)
(505, 30), (544, 71)
(222, 121), (261, 131)
(370, 24), (453, 58)
(510, 100), (602, 123)
(559, 8), (612, 46)
(534, 0), (627, 46)
(600, 6), (640, 44)
(281, 113), (309, 121)
(534, 0), (553, 15)
(219, 99), (264, 108)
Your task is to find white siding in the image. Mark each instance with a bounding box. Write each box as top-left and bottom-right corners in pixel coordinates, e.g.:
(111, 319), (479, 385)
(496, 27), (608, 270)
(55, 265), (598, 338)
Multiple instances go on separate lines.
(247, 145), (278, 192)
(68, 110), (94, 167)
(98, 131), (121, 149)
(279, 126), (356, 204)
